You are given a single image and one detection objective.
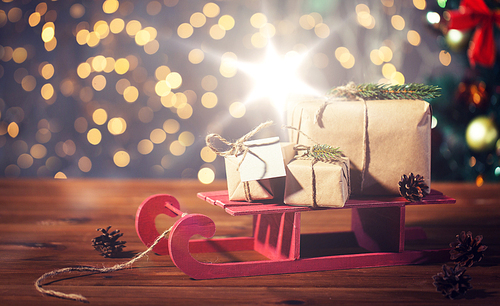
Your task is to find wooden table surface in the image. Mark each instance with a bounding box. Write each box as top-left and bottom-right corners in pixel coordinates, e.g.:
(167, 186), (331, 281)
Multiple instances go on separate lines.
(0, 179), (499, 305)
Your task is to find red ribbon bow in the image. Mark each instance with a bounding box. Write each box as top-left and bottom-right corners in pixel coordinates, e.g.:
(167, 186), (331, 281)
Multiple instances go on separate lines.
(446, 0), (500, 67)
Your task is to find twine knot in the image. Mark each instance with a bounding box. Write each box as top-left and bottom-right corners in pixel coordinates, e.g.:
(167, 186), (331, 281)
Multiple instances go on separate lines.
(326, 81), (358, 100)
(205, 121), (273, 170)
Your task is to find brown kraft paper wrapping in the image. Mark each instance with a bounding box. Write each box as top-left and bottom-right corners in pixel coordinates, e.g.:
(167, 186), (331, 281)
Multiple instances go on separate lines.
(224, 142), (296, 202)
(288, 98), (431, 196)
(284, 158), (350, 208)
(225, 156), (275, 201)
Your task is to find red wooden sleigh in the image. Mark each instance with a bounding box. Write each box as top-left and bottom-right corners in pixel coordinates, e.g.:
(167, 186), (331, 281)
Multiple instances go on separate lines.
(135, 190), (455, 279)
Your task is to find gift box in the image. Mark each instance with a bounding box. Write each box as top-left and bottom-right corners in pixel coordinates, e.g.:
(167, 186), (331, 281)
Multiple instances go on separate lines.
(225, 157), (277, 201)
(224, 136), (285, 202)
(284, 157), (350, 208)
(287, 98), (431, 196)
(207, 121), (290, 202)
(223, 137), (294, 202)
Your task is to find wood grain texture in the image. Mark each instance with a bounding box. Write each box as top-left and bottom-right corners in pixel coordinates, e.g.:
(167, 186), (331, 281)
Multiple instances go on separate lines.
(0, 179), (499, 305)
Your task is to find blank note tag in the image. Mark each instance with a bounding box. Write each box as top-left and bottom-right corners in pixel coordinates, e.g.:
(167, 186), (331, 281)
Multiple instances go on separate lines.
(238, 136), (286, 182)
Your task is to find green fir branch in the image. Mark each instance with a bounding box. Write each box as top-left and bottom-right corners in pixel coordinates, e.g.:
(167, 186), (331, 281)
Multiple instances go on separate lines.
(329, 83), (441, 100)
(303, 144), (343, 162)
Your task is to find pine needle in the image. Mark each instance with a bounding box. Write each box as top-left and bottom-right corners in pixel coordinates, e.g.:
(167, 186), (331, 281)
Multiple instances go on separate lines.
(301, 144), (342, 162)
(328, 83), (441, 100)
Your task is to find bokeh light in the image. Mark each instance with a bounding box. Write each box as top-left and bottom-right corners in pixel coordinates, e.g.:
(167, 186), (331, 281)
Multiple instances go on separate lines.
(54, 172), (67, 179)
(201, 92), (218, 108)
(200, 146), (217, 163)
(439, 50), (452, 66)
(229, 102), (246, 118)
(110, 18), (125, 33)
(203, 2), (220, 18)
(163, 119), (180, 134)
(123, 86), (139, 102)
(198, 167), (215, 184)
(78, 156), (92, 172)
(92, 108), (108, 125)
(41, 84), (54, 100)
(41, 63), (55, 79)
(70, 4), (85, 19)
(391, 15), (405, 31)
(178, 23), (193, 38)
(31, 144), (47, 159)
(407, 30), (421, 46)
(169, 140), (186, 156)
(87, 128), (102, 145)
(178, 131), (195, 146)
(8, 122), (19, 138)
(108, 117), (127, 135)
(150, 128), (167, 144)
(113, 150), (130, 167)
(190, 12), (206, 28)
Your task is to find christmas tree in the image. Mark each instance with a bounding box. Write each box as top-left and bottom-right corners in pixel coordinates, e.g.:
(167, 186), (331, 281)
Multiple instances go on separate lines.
(425, 0), (500, 184)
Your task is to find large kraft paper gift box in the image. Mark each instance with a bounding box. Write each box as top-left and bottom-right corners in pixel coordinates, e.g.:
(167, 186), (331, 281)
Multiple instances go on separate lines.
(284, 157), (350, 208)
(287, 98), (431, 196)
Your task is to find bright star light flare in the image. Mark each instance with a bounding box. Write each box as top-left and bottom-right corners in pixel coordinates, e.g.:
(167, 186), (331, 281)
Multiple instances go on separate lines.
(238, 43), (322, 113)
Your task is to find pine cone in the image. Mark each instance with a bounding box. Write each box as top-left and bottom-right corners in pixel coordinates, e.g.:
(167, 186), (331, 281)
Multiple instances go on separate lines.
(398, 173), (429, 202)
(91, 226), (126, 258)
(450, 231), (488, 267)
(432, 264), (472, 299)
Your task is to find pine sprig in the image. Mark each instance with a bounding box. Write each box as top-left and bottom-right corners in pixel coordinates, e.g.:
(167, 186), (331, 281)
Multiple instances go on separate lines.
(301, 144), (342, 163)
(328, 83), (441, 100)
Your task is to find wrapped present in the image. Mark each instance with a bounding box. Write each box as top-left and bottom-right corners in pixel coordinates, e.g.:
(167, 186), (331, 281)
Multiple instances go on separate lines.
(284, 145), (350, 208)
(206, 121), (288, 202)
(224, 156), (278, 201)
(285, 158), (350, 208)
(287, 84), (433, 196)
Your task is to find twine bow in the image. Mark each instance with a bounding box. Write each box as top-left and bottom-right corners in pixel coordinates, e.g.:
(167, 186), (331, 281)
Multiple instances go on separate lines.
(205, 120), (274, 170)
(206, 121), (274, 202)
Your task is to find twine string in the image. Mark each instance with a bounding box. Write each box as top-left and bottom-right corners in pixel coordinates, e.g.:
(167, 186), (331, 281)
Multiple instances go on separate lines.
(359, 97), (367, 193)
(283, 125), (318, 146)
(311, 159), (319, 208)
(34, 213), (188, 303)
(313, 83), (368, 193)
(243, 181), (252, 202)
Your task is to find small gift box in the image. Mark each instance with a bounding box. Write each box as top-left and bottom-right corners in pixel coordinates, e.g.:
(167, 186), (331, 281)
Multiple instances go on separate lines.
(224, 136), (288, 201)
(224, 158), (277, 201)
(287, 88), (431, 196)
(207, 121), (291, 202)
(284, 156), (350, 208)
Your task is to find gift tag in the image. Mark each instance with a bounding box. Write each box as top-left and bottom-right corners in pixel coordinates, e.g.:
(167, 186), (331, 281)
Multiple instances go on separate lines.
(238, 136), (286, 182)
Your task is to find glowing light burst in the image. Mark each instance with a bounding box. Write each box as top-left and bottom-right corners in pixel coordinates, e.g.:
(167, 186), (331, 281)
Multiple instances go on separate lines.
(238, 43), (321, 113)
